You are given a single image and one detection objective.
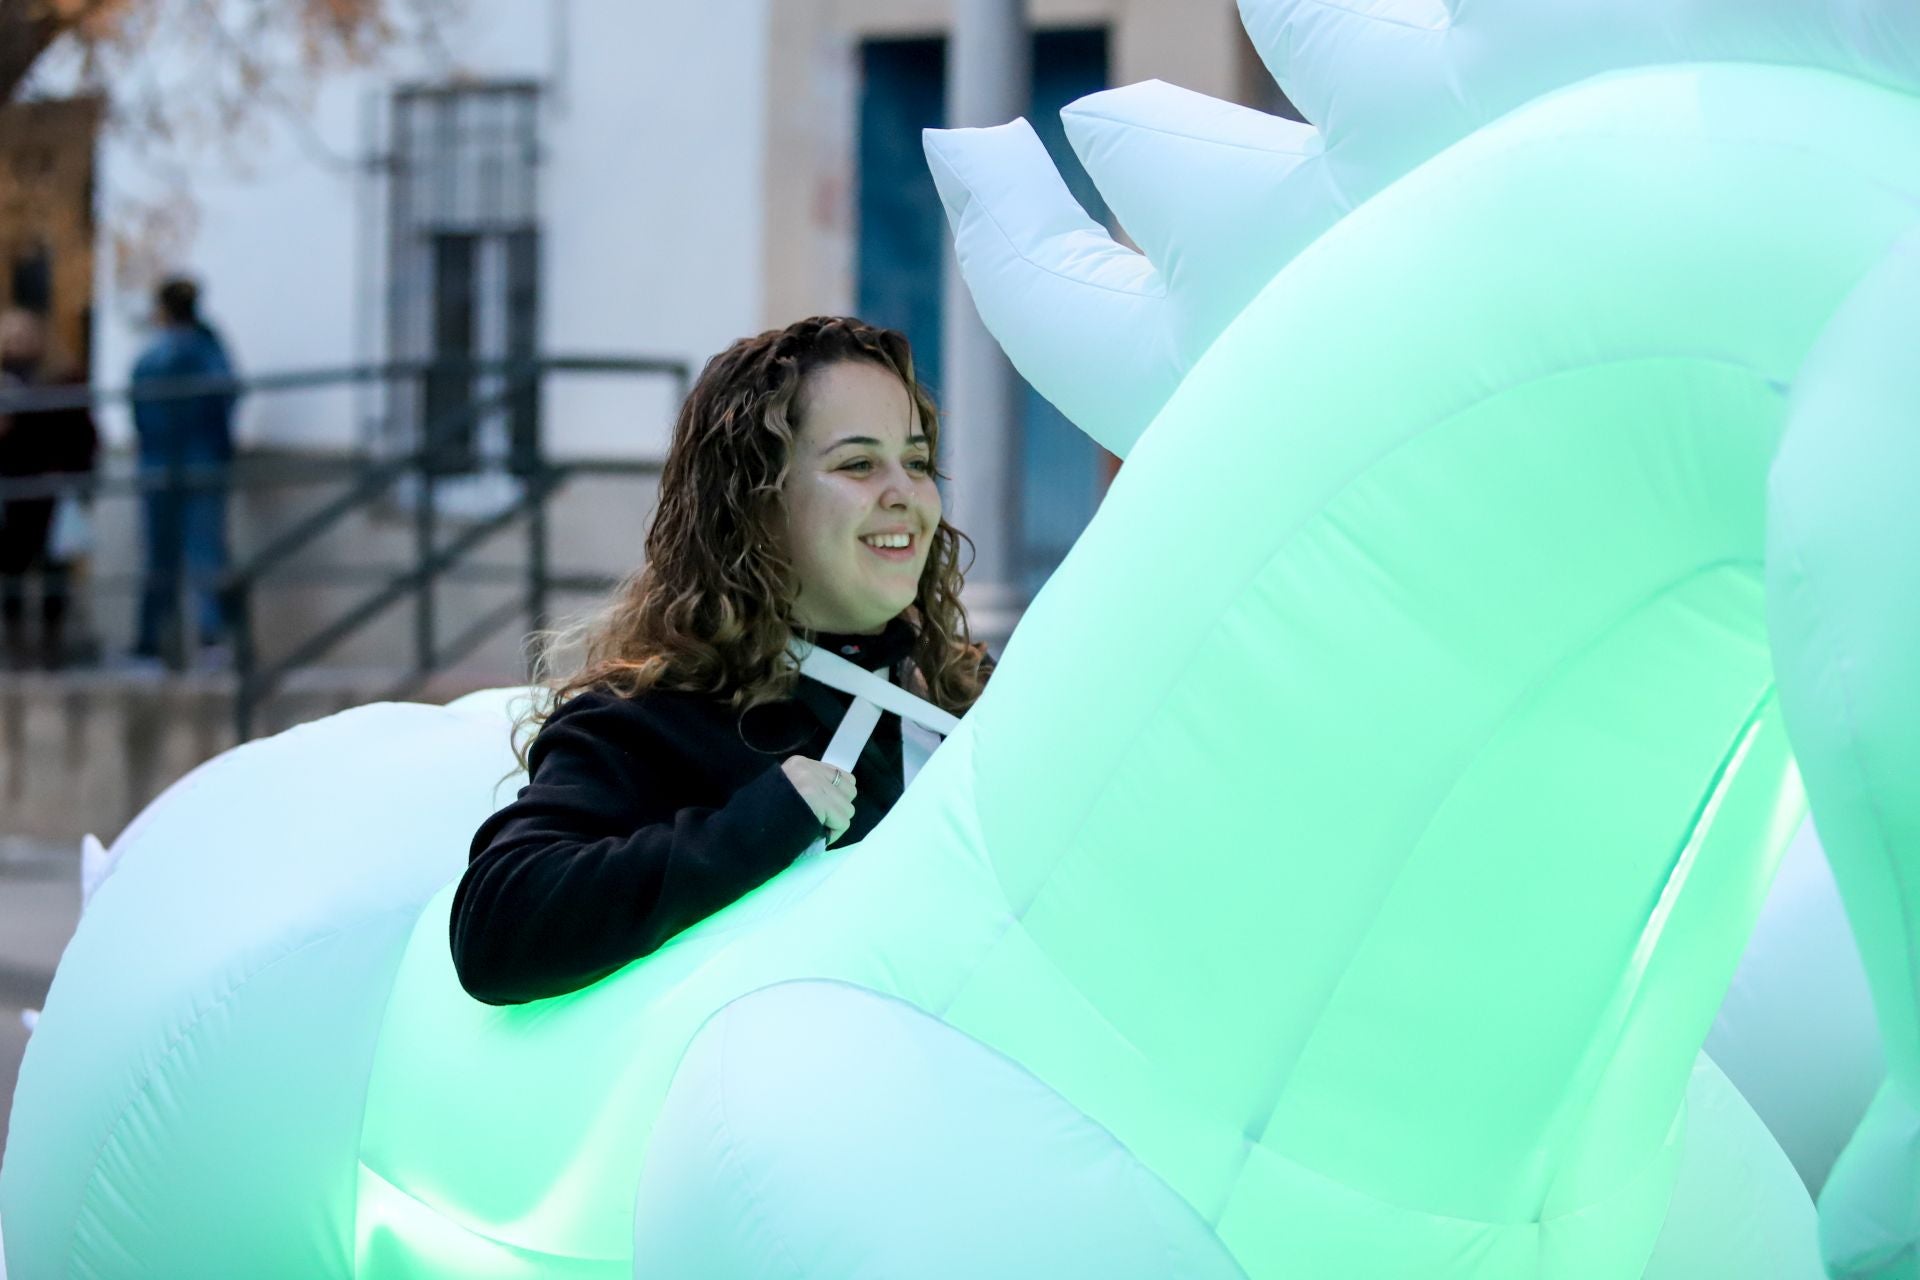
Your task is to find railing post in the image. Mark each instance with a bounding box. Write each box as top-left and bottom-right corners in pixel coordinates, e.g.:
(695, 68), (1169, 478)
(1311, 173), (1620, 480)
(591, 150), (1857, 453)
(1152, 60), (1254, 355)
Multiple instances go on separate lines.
(229, 578), (256, 741)
(0, 355), (684, 710)
(166, 453), (187, 669)
(525, 361), (549, 676)
(526, 489), (549, 644)
(414, 396), (438, 679)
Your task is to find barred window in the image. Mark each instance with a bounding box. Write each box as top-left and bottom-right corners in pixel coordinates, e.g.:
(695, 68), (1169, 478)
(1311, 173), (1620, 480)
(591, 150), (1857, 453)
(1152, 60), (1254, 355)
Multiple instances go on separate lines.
(386, 84), (541, 479)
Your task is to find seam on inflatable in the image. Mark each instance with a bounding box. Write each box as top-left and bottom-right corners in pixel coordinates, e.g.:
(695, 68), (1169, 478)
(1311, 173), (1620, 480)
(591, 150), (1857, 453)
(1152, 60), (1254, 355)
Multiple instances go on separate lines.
(928, 907), (1154, 1071)
(995, 354), (1779, 987)
(348, 892), (461, 1274)
(695, 977), (1252, 1279)
(638, 732), (1010, 1259)
(987, 356), (1779, 1227)
(1305, 86), (1920, 272)
(1437, 14), (1485, 121)
(60, 905), (426, 1276)
(710, 998), (820, 1278)
(1289, 0), (1451, 35)
(1214, 560), (1763, 1222)
(1771, 492), (1920, 1021)
(1256, 1102), (1681, 1230)
(352, 1160), (626, 1266)
(1004, 350), (1779, 917)
(1059, 103), (1322, 159)
(1529, 687), (1777, 1217)
(958, 174), (1169, 301)
(1511, 88), (1920, 208)
(1832, 637), (1920, 1033)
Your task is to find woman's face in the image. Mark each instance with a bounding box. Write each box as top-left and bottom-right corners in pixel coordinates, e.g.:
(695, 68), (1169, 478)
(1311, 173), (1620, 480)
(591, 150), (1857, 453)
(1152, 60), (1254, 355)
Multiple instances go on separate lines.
(782, 360), (942, 635)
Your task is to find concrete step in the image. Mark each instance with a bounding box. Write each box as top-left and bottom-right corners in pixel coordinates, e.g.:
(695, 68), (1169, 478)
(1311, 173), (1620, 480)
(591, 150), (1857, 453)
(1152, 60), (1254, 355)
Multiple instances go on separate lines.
(0, 667), (511, 845)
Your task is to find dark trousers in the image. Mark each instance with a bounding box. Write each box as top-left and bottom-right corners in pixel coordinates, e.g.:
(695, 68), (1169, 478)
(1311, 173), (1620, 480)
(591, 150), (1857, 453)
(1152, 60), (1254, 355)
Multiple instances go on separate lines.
(136, 471), (230, 658)
(0, 497), (69, 661)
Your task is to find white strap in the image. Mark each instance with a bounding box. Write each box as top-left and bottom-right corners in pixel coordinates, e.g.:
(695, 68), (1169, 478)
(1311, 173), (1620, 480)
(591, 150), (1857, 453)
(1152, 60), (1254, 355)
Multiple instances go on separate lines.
(820, 696), (884, 773)
(901, 719), (941, 788)
(792, 641), (962, 737)
(788, 639), (958, 859)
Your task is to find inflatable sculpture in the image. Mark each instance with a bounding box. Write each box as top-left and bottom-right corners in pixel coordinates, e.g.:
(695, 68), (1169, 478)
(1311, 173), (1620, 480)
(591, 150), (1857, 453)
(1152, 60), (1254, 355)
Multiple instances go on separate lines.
(4, 0), (1917, 1275)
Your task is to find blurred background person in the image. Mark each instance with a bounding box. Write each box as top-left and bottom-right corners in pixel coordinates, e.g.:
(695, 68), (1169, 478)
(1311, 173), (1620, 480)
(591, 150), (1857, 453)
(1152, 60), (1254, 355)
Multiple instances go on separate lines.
(130, 275), (238, 670)
(0, 306), (98, 670)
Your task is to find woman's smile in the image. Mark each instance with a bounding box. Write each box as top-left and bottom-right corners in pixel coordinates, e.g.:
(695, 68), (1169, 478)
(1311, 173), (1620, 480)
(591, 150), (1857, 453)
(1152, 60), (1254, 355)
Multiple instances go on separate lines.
(859, 530), (916, 560)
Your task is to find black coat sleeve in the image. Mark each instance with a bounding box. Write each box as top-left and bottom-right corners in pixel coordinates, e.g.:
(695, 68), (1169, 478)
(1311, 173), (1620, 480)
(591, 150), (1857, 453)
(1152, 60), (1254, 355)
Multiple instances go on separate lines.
(450, 692), (822, 1005)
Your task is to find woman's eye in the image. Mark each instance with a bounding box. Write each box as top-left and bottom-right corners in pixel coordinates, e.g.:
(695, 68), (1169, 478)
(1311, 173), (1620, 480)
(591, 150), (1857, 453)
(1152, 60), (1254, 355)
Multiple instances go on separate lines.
(837, 456), (931, 474)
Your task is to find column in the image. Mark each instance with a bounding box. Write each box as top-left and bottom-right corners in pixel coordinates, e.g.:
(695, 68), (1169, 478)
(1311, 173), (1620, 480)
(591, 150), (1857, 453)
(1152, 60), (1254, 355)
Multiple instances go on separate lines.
(941, 0), (1029, 647)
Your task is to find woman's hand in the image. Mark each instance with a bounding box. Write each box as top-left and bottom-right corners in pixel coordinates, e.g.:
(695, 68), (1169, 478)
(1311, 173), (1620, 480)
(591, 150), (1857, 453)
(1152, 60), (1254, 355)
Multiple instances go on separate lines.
(781, 756), (857, 847)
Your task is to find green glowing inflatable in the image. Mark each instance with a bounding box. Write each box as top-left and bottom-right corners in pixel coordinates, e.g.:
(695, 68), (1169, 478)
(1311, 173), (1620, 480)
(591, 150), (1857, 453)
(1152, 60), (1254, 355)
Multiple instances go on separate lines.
(4, 0), (1917, 1275)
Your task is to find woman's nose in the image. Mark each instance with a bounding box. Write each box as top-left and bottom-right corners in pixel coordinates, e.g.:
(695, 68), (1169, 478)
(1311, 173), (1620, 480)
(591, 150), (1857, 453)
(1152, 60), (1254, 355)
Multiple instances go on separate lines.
(879, 464), (914, 506)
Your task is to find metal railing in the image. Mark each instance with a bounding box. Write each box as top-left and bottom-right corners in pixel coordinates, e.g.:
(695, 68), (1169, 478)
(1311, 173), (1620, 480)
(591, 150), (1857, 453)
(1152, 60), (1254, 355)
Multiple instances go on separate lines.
(0, 355), (686, 739)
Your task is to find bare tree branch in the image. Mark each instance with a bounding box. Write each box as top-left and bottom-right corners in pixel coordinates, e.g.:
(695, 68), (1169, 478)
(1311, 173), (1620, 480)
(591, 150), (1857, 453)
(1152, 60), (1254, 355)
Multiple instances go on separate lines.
(0, 1), (65, 102)
(0, 0), (461, 293)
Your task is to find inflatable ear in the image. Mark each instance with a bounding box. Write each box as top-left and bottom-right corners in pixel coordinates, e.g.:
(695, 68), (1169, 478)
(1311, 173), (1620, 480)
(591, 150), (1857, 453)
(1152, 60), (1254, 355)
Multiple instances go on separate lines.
(944, 0), (1920, 452)
(78, 834), (112, 909)
(924, 119), (1171, 455)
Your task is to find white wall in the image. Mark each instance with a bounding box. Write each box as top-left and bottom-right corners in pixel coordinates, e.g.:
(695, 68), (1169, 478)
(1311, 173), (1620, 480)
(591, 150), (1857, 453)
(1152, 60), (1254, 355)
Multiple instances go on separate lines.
(86, 0), (772, 459)
(540, 0), (771, 459)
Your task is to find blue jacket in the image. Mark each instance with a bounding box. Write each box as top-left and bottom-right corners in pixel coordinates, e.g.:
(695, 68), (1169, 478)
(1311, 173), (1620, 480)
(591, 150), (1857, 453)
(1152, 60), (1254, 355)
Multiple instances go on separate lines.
(131, 324), (238, 469)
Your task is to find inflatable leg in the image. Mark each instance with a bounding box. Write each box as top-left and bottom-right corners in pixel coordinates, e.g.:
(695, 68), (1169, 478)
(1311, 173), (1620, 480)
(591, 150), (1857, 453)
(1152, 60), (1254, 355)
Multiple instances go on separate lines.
(631, 981), (1245, 1279)
(0, 702), (523, 1277)
(1819, 1082), (1920, 1280)
(1705, 818), (1885, 1194)
(1640, 1053), (1823, 1279)
(1770, 230), (1920, 1278)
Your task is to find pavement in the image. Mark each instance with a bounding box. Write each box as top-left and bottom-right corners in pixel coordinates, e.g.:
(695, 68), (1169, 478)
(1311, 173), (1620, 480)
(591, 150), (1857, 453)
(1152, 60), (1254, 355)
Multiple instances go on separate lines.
(0, 836), (82, 1166)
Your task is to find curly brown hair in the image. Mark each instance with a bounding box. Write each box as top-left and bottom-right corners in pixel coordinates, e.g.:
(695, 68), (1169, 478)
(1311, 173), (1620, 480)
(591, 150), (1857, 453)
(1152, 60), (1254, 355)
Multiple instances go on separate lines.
(515, 316), (989, 767)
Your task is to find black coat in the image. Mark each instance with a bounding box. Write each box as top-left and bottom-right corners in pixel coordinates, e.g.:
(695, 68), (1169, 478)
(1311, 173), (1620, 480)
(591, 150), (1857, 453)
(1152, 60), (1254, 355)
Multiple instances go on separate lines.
(0, 369), (98, 479)
(451, 621), (917, 1005)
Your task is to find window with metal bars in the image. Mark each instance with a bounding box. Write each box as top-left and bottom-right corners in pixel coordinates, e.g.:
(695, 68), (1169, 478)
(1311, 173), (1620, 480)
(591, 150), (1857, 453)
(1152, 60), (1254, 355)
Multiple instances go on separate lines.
(386, 83), (541, 478)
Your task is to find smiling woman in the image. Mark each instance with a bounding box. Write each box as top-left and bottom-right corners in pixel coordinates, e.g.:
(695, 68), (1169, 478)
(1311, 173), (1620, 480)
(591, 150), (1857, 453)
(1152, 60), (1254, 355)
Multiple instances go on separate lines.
(448, 316), (992, 1006)
(783, 359), (943, 635)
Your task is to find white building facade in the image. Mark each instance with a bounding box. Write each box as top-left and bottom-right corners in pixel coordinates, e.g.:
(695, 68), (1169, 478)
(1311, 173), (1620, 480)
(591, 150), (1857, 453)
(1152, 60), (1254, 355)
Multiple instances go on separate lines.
(89, 1), (774, 466)
(65, 0), (1277, 665)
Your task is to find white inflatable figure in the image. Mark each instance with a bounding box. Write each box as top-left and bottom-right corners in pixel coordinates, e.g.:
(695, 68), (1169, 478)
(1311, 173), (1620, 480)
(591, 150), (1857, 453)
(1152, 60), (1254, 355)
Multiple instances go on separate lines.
(77, 834), (112, 910)
(6, 0), (1920, 1276)
(932, 0), (1920, 458)
(15, 837), (112, 1041)
(931, 0), (1918, 1273)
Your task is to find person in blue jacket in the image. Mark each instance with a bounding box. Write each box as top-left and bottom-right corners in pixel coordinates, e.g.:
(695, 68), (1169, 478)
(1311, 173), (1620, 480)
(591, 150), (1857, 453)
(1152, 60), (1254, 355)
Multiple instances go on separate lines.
(130, 276), (239, 667)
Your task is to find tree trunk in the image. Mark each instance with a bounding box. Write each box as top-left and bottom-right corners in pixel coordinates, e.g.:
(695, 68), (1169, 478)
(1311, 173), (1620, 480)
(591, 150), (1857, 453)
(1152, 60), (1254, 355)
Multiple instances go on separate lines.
(0, 3), (63, 104)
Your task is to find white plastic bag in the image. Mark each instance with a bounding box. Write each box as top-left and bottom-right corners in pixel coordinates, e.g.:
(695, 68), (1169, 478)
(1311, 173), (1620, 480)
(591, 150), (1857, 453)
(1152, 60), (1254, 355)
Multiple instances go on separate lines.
(46, 493), (91, 564)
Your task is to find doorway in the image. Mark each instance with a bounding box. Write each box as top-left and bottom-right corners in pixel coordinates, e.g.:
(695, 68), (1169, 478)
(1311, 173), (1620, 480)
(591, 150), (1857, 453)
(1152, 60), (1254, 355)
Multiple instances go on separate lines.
(857, 28), (1114, 598)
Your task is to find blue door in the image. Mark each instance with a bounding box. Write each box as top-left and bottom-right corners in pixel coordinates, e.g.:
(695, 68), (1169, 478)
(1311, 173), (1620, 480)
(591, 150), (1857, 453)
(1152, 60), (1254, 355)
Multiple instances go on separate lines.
(858, 28), (1113, 599)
